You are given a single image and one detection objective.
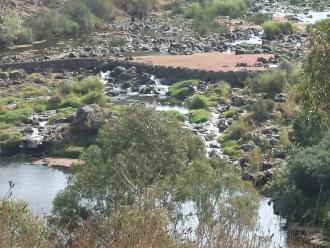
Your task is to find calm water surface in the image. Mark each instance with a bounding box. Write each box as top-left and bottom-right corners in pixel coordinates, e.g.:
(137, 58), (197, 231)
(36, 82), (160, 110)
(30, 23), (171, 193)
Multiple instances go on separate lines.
(0, 159), (68, 216)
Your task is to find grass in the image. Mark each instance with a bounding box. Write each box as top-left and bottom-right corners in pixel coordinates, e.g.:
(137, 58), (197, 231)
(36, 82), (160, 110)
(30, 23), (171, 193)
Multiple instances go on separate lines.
(225, 115), (255, 140)
(188, 109), (211, 123)
(246, 13), (272, 25)
(0, 107), (33, 124)
(222, 107), (240, 118)
(51, 145), (85, 159)
(0, 130), (22, 145)
(246, 70), (287, 97)
(188, 94), (209, 109)
(263, 21), (295, 39)
(250, 147), (262, 172)
(19, 85), (48, 98)
(168, 80), (199, 100)
(161, 110), (186, 122)
(220, 139), (242, 158)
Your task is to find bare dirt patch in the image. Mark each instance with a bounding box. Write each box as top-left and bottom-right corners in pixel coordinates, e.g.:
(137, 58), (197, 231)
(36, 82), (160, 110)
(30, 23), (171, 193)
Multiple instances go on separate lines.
(134, 52), (274, 72)
(32, 157), (83, 169)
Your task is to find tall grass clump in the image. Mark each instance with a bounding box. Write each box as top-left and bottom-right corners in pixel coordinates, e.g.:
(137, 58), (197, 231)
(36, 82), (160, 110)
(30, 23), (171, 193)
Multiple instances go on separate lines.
(246, 70), (287, 97)
(263, 21), (295, 39)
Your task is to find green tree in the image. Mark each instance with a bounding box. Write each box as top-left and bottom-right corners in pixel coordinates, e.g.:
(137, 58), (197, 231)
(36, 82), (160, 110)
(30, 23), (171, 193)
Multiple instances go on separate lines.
(300, 19), (330, 130)
(52, 106), (205, 230)
(273, 132), (330, 227)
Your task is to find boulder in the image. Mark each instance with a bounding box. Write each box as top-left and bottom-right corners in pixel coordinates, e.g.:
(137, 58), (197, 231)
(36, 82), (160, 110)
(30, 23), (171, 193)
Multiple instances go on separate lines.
(8, 69), (26, 80)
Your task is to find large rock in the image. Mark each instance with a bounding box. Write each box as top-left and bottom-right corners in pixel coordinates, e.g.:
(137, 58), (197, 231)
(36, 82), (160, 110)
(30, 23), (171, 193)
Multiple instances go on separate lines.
(73, 104), (112, 131)
(8, 69), (26, 80)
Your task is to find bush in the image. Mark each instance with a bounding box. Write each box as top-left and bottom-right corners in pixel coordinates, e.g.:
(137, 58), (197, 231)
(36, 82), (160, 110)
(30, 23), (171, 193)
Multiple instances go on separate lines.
(226, 115), (255, 140)
(168, 80), (199, 100)
(0, 130), (22, 145)
(246, 13), (272, 25)
(25, 10), (79, 40)
(64, 0), (100, 29)
(52, 145), (85, 159)
(251, 99), (275, 122)
(221, 139), (242, 157)
(250, 147), (262, 172)
(161, 110), (186, 122)
(246, 70), (287, 97)
(273, 133), (330, 227)
(82, 90), (108, 106)
(188, 94), (208, 109)
(73, 76), (104, 95)
(263, 21), (295, 39)
(222, 107), (240, 118)
(20, 85), (48, 97)
(188, 109), (212, 123)
(0, 107), (33, 124)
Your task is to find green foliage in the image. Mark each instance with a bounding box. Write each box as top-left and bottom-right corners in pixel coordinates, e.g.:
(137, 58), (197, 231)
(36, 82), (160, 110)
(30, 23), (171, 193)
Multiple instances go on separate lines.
(251, 99), (275, 122)
(250, 147), (262, 172)
(26, 10), (79, 40)
(263, 21), (295, 39)
(246, 70), (287, 97)
(2, 11), (33, 45)
(0, 107), (33, 124)
(0, 130), (22, 145)
(48, 107), (76, 124)
(51, 145), (85, 159)
(188, 94), (208, 109)
(300, 19), (330, 130)
(292, 113), (324, 147)
(52, 106), (204, 229)
(161, 110), (186, 122)
(188, 109), (211, 123)
(222, 107), (240, 118)
(168, 80), (199, 100)
(224, 115), (255, 140)
(273, 133), (330, 227)
(20, 85), (48, 97)
(109, 36), (126, 47)
(221, 139), (242, 157)
(246, 13), (272, 25)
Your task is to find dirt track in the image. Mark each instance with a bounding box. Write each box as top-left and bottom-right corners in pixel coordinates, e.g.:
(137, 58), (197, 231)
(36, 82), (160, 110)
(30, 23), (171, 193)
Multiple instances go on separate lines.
(134, 52), (274, 72)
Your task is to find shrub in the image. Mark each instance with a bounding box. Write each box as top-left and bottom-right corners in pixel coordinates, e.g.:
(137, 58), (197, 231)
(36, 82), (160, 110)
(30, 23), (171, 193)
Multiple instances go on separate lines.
(222, 107), (240, 118)
(226, 115), (255, 140)
(273, 133), (330, 227)
(188, 109), (212, 123)
(188, 94), (208, 109)
(251, 99), (275, 122)
(221, 139), (242, 157)
(279, 129), (293, 150)
(20, 85), (48, 97)
(109, 36), (126, 47)
(82, 90), (108, 106)
(263, 21), (295, 39)
(59, 94), (83, 108)
(73, 76), (104, 95)
(0, 107), (33, 124)
(64, 0), (100, 29)
(250, 147), (262, 172)
(0, 130), (22, 145)
(246, 70), (287, 97)
(246, 13), (272, 25)
(161, 110), (186, 122)
(0, 199), (47, 247)
(25, 10), (79, 40)
(168, 80), (199, 100)
(52, 145), (85, 159)
(211, 0), (252, 18)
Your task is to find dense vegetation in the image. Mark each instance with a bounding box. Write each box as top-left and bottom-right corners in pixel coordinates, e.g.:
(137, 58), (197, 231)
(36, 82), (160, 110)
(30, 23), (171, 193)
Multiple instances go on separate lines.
(0, 0), (160, 48)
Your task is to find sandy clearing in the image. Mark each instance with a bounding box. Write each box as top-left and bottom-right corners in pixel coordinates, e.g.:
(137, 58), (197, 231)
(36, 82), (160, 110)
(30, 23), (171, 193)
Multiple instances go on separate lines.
(134, 52), (274, 72)
(32, 157), (83, 169)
